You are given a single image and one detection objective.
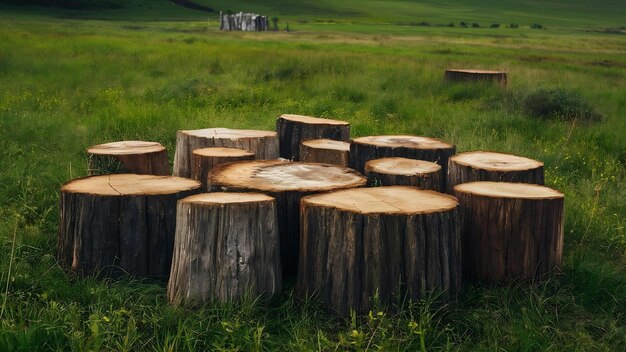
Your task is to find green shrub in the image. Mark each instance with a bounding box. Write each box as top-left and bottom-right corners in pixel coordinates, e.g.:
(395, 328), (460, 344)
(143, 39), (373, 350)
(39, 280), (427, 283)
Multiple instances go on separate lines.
(531, 23), (544, 29)
(460, 21), (468, 28)
(523, 88), (602, 121)
(471, 23), (480, 28)
(490, 23), (500, 28)
(510, 23), (519, 28)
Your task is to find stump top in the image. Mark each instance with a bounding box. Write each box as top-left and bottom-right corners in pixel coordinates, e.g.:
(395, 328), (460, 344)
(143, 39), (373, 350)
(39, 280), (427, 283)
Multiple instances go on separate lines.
(192, 147), (255, 158)
(62, 174), (201, 196)
(451, 151), (543, 171)
(87, 141), (165, 155)
(180, 192), (274, 205)
(181, 127), (277, 139)
(365, 157), (441, 176)
(279, 114), (349, 126)
(209, 159), (366, 193)
(454, 181), (563, 200)
(446, 69), (506, 75)
(352, 135), (454, 150)
(303, 186), (458, 215)
(302, 139), (350, 151)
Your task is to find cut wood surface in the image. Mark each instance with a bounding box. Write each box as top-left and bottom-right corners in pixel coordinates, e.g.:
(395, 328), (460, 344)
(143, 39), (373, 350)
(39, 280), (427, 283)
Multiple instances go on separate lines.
(447, 151), (544, 192)
(454, 181), (564, 282)
(168, 192), (281, 306)
(208, 159), (366, 275)
(191, 147), (255, 190)
(299, 139), (350, 166)
(87, 140), (169, 176)
(445, 69), (508, 86)
(173, 128), (279, 178)
(57, 174), (201, 277)
(276, 114), (350, 161)
(365, 157), (443, 191)
(297, 186), (461, 315)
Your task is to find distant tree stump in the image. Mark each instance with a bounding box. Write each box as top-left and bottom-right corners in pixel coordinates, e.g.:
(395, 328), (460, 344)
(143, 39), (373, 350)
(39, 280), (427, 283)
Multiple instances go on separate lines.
(297, 186), (461, 315)
(173, 128), (279, 178)
(447, 151), (544, 193)
(365, 157), (443, 191)
(168, 193), (281, 306)
(57, 175), (201, 277)
(208, 160), (366, 276)
(444, 69), (508, 86)
(454, 182), (564, 282)
(276, 114), (350, 161)
(87, 141), (169, 176)
(191, 147), (255, 190)
(299, 139), (350, 166)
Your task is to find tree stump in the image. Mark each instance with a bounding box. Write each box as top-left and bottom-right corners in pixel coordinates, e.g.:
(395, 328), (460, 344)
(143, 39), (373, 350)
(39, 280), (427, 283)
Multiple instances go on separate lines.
(297, 186), (461, 315)
(447, 151), (544, 193)
(208, 160), (366, 276)
(57, 174), (201, 277)
(168, 193), (281, 306)
(454, 181), (564, 282)
(299, 139), (350, 166)
(444, 69), (507, 86)
(173, 128), (279, 178)
(276, 114), (350, 161)
(365, 157), (443, 191)
(191, 147), (255, 190)
(87, 141), (169, 176)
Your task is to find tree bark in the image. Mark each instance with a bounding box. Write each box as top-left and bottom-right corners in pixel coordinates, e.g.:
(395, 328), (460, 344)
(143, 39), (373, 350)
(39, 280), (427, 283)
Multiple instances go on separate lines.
(444, 69), (507, 86)
(297, 186), (461, 315)
(299, 139), (350, 167)
(173, 128), (279, 178)
(167, 193), (281, 306)
(190, 147), (255, 190)
(454, 181), (564, 282)
(276, 114), (350, 161)
(365, 157), (442, 191)
(87, 141), (169, 176)
(57, 174), (201, 278)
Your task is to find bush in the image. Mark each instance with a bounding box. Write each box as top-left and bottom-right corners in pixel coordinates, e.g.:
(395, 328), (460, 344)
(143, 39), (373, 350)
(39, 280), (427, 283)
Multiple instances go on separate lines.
(447, 22), (455, 27)
(523, 88), (602, 121)
(490, 23), (500, 28)
(460, 21), (468, 28)
(472, 23), (480, 28)
(510, 23), (519, 28)
(531, 23), (544, 29)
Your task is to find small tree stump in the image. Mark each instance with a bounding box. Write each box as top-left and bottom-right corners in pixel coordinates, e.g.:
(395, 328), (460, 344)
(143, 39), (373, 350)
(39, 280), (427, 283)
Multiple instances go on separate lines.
(173, 128), (279, 178)
(57, 174), (201, 277)
(87, 141), (169, 176)
(191, 147), (255, 190)
(444, 69), (507, 86)
(208, 160), (366, 276)
(276, 114), (350, 161)
(299, 139), (350, 166)
(168, 193), (281, 306)
(447, 151), (544, 193)
(454, 181), (564, 282)
(297, 186), (461, 315)
(365, 157), (443, 191)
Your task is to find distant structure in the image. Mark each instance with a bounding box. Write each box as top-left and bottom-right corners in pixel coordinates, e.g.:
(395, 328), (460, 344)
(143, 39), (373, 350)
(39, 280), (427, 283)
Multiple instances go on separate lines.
(219, 11), (269, 31)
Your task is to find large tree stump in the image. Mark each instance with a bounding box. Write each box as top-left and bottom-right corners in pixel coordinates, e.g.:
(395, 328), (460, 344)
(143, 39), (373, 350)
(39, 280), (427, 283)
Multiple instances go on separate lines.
(447, 151), (544, 193)
(87, 141), (169, 176)
(444, 69), (507, 86)
(299, 139), (350, 166)
(297, 186), (461, 315)
(454, 181), (564, 282)
(208, 160), (366, 276)
(191, 147), (255, 190)
(168, 193), (281, 306)
(276, 114), (350, 161)
(365, 157), (443, 191)
(173, 128), (279, 178)
(57, 174), (201, 277)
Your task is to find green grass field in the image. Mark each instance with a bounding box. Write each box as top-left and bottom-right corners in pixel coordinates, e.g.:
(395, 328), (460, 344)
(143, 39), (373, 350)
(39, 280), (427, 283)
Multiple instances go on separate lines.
(0, 0), (625, 350)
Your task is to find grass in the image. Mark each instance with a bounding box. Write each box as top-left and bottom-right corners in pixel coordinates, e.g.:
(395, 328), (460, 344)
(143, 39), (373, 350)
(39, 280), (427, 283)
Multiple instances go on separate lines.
(0, 2), (625, 350)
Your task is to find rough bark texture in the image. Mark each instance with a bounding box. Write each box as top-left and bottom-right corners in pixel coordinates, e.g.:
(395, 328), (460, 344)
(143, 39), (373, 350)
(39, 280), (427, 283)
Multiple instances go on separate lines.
(57, 175), (201, 278)
(191, 147), (255, 190)
(208, 159), (366, 276)
(454, 181), (564, 282)
(444, 69), (507, 86)
(276, 114), (350, 161)
(297, 187), (461, 315)
(299, 139), (350, 167)
(173, 128), (279, 178)
(87, 141), (169, 176)
(168, 193), (281, 306)
(365, 157), (443, 191)
(447, 151), (544, 193)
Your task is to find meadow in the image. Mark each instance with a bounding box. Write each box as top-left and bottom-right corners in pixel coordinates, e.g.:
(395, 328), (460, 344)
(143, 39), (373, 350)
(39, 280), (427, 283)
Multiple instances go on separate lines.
(0, 0), (625, 350)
